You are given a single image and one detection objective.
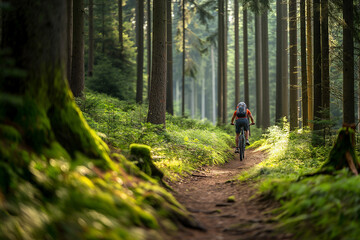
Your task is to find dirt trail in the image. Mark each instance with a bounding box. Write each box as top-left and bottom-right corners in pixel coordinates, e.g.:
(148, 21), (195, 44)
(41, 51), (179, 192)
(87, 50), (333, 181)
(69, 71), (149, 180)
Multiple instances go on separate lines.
(168, 149), (292, 240)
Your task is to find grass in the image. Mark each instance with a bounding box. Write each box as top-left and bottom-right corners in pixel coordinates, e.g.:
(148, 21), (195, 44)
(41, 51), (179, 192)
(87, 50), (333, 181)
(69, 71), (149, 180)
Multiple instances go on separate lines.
(76, 90), (233, 180)
(238, 122), (360, 240)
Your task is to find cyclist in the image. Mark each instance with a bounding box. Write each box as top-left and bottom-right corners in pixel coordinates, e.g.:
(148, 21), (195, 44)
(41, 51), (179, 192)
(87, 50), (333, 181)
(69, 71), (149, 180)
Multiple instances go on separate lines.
(230, 102), (255, 153)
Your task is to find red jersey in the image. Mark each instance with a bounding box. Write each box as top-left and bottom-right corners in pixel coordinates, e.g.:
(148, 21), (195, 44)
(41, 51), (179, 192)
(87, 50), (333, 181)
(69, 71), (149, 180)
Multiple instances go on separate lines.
(232, 109), (251, 120)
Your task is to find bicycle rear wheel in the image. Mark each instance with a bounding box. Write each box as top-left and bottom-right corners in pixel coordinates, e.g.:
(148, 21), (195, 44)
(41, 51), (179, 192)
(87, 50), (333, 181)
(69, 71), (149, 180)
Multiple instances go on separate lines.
(239, 131), (245, 161)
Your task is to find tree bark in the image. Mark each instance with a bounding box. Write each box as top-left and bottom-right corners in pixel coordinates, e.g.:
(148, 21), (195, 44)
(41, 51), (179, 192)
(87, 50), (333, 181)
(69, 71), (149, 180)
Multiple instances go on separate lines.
(243, 8), (249, 107)
(71, 0), (85, 97)
(276, 0), (283, 123)
(88, 0), (94, 77)
(218, 0), (224, 124)
(262, 11), (270, 130)
(136, 0), (144, 103)
(181, 0), (186, 116)
(321, 0), (330, 121)
(234, 0), (240, 107)
(166, 0), (173, 115)
(147, 0), (151, 99)
(301, 0), (308, 127)
(289, 0), (298, 130)
(343, 0), (355, 124)
(255, 13), (262, 128)
(222, 0), (228, 124)
(313, 0), (322, 132)
(147, 0), (167, 126)
(282, 1), (289, 119)
(66, 0), (73, 84)
(306, 0), (313, 128)
(211, 45), (216, 125)
(119, 0), (123, 49)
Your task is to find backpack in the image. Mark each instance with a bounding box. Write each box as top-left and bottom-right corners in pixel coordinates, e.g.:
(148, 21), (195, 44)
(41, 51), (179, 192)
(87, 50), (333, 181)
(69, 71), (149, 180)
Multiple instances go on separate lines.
(236, 102), (247, 118)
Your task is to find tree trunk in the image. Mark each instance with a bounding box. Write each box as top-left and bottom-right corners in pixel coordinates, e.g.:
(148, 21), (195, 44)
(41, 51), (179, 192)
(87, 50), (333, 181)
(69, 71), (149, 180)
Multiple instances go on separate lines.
(88, 0), (94, 77)
(136, 0), (144, 103)
(243, 8), (249, 107)
(313, 0), (322, 133)
(147, 0), (151, 99)
(289, 0), (298, 131)
(301, 0), (308, 127)
(234, 0), (240, 107)
(118, 0), (123, 49)
(306, 0), (313, 128)
(202, 76), (205, 119)
(181, 0), (186, 116)
(218, 0), (224, 124)
(147, 0), (167, 126)
(222, 0), (228, 124)
(321, 0), (330, 121)
(211, 45), (216, 125)
(262, 11), (270, 130)
(343, 0), (355, 124)
(102, 1), (105, 53)
(1, 0), (108, 163)
(166, 0), (173, 115)
(71, 0), (85, 97)
(282, 2), (289, 119)
(276, 0), (283, 124)
(255, 13), (262, 128)
(66, 0), (73, 84)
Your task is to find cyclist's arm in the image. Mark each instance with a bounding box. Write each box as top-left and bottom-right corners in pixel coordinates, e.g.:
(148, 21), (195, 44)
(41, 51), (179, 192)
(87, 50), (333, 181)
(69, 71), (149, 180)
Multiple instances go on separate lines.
(249, 113), (255, 124)
(231, 111), (236, 124)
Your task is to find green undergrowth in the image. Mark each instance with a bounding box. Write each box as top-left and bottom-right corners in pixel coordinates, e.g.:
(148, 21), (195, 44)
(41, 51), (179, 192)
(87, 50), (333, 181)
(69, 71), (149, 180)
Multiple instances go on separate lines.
(239, 123), (360, 239)
(0, 92), (200, 240)
(77, 90), (233, 179)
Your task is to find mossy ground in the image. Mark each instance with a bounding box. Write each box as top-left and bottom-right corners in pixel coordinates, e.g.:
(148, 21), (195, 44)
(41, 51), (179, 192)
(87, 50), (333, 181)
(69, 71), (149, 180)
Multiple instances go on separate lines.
(0, 91), (209, 239)
(238, 123), (360, 240)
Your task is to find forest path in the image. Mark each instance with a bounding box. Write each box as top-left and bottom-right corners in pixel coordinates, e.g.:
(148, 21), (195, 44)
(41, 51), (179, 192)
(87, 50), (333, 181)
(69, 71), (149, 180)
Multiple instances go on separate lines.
(168, 149), (292, 240)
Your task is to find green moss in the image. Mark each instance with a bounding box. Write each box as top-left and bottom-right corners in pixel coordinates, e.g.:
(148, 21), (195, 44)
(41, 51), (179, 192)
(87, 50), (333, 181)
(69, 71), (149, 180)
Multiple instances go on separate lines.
(227, 196), (236, 202)
(129, 144), (164, 180)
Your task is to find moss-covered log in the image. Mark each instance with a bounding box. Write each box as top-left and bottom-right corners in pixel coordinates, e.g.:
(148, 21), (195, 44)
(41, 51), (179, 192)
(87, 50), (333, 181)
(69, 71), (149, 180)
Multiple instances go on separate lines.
(0, 1), (201, 238)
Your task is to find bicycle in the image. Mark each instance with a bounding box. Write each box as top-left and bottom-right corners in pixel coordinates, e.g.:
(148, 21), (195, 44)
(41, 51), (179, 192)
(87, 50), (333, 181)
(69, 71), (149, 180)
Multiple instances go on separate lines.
(231, 122), (255, 161)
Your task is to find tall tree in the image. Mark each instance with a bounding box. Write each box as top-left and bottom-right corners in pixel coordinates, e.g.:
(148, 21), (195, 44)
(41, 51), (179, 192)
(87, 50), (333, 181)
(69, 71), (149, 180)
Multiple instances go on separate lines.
(88, 0), (94, 77)
(166, 0), (173, 115)
(343, 0), (355, 124)
(181, 0), (186, 116)
(243, 7), (249, 107)
(211, 45), (216, 125)
(276, 0), (283, 123)
(1, 0), (109, 167)
(313, 0), (322, 132)
(118, 0), (123, 50)
(136, 0), (144, 103)
(289, 0), (298, 130)
(306, 0), (313, 128)
(218, 0), (224, 123)
(66, 0), (73, 83)
(281, 1), (289, 119)
(70, 0), (85, 97)
(222, 0), (228, 124)
(301, 0), (308, 126)
(147, 0), (152, 99)
(147, 0), (167, 125)
(235, 0), (240, 107)
(261, 11), (270, 130)
(321, 0), (330, 121)
(255, 13), (262, 128)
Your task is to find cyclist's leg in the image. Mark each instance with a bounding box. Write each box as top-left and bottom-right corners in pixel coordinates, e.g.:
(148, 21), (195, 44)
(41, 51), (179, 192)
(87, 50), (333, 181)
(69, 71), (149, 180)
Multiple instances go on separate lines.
(235, 133), (240, 147)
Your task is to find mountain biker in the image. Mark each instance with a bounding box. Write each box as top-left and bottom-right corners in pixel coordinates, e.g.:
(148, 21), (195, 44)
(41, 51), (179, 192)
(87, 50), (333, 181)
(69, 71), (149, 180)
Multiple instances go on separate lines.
(230, 102), (255, 153)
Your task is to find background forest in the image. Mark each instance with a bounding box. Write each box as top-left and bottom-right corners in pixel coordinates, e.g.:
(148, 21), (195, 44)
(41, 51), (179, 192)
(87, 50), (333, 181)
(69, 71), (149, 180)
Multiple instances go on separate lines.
(1, 0), (360, 239)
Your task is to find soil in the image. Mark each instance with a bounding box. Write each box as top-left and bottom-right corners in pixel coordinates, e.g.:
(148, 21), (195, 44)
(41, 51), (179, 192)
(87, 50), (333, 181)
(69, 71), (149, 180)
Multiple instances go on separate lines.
(168, 149), (293, 240)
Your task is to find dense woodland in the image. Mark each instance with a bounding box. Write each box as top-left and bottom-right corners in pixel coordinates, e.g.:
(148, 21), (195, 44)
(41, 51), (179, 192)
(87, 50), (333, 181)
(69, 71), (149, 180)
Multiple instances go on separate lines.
(1, 0), (360, 239)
